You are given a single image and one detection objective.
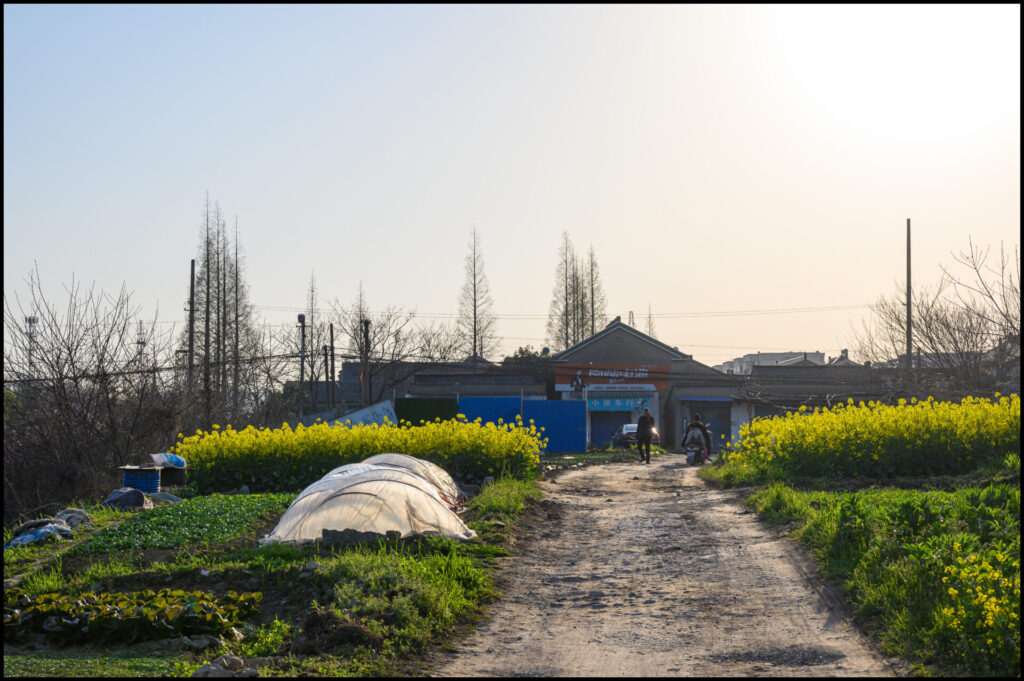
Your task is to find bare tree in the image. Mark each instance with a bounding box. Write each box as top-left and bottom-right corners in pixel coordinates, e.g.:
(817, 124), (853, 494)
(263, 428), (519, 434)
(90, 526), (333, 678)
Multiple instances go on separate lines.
(457, 227), (499, 360)
(547, 232), (582, 351)
(547, 234), (607, 350)
(584, 245), (608, 336)
(941, 238), (1020, 384)
(853, 238), (1020, 397)
(244, 323), (301, 427)
(569, 255), (587, 344)
(3, 266), (182, 523)
(177, 197), (262, 429)
(645, 302), (657, 339)
(330, 284), (462, 407)
(301, 272), (331, 407)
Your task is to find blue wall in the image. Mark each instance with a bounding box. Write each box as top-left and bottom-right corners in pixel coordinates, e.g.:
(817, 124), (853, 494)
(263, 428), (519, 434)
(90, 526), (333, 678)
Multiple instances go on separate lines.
(524, 400), (586, 452)
(454, 397), (587, 452)
(458, 396), (522, 426)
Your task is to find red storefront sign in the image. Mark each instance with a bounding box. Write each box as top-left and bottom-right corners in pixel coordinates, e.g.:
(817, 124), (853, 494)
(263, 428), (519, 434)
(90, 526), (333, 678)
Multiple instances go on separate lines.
(555, 363), (668, 392)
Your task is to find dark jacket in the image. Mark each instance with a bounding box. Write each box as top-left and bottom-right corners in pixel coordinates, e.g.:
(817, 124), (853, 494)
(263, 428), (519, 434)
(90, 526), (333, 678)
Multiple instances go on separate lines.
(637, 413), (655, 436)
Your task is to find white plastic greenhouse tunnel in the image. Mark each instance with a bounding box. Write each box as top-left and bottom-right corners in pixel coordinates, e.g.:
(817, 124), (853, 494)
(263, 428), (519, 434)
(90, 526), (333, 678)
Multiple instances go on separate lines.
(262, 454), (476, 544)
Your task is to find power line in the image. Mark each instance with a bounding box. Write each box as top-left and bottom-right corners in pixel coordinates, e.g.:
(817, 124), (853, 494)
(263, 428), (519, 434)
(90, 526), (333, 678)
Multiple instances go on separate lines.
(249, 303), (871, 320)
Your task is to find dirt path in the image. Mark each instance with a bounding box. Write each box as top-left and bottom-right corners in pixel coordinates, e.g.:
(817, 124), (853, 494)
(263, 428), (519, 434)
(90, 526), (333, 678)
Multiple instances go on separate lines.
(429, 454), (905, 677)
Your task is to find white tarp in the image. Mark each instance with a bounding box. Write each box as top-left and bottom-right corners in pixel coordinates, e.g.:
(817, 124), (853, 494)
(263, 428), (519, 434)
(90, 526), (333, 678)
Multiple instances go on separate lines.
(360, 453), (464, 506)
(263, 457), (475, 544)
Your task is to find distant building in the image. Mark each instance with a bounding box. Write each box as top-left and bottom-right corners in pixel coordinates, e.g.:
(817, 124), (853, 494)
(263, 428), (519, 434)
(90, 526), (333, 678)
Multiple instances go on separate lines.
(714, 351), (825, 375)
(826, 349), (859, 366)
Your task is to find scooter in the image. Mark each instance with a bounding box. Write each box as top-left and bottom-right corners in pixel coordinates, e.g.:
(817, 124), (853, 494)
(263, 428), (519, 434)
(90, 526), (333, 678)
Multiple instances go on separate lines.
(682, 425), (712, 465)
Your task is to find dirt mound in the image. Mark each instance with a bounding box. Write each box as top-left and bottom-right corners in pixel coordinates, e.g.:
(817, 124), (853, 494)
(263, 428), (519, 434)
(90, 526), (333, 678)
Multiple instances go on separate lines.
(290, 607), (382, 655)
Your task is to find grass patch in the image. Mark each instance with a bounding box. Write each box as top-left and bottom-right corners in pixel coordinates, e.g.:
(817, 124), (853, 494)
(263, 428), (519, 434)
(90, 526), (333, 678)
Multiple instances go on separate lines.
(19, 557), (68, 596)
(71, 554), (142, 587)
(464, 477), (542, 544)
(470, 477), (542, 517)
(236, 617), (292, 657)
(745, 483), (1020, 677)
(3, 652), (190, 678)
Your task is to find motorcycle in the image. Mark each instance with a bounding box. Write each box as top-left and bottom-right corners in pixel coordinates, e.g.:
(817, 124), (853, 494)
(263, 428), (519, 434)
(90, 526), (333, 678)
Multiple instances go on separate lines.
(682, 425), (712, 465)
(685, 442), (706, 465)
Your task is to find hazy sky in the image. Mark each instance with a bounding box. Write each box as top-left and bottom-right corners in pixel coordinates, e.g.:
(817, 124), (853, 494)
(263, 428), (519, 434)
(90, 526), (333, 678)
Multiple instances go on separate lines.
(4, 4), (1020, 366)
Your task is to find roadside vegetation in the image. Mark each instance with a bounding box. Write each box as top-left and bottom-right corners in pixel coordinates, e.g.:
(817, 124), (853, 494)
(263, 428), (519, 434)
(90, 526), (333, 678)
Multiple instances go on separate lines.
(4, 419), (545, 678)
(705, 394), (1019, 486)
(701, 395), (1021, 677)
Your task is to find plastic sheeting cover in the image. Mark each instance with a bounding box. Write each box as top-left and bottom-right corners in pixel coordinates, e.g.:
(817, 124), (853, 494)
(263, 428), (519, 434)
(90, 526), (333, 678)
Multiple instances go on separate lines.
(360, 453), (463, 506)
(264, 460), (475, 544)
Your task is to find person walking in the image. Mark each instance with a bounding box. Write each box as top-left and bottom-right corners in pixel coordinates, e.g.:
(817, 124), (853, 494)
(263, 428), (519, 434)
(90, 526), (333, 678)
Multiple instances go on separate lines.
(637, 407), (655, 464)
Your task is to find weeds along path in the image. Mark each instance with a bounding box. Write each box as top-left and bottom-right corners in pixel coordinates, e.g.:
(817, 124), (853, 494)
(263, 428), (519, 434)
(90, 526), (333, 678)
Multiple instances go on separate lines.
(430, 454), (904, 677)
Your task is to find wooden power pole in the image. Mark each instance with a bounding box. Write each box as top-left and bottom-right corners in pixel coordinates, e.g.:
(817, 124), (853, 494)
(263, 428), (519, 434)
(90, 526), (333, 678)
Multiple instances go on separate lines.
(329, 323), (336, 411)
(188, 258), (195, 396)
(906, 218), (913, 392)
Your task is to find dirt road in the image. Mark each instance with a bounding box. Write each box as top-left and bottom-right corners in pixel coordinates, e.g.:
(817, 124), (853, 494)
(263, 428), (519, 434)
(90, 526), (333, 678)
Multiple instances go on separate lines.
(430, 454), (905, 677)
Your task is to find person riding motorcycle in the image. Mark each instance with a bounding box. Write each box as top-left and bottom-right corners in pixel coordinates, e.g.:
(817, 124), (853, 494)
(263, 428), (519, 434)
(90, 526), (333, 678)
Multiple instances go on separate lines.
(682, 413), (712, 459)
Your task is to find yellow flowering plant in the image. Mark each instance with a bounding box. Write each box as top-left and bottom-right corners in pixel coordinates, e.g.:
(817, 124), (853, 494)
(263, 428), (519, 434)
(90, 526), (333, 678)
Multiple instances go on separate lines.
(717, 394), (1020, 482)
(171, 415), (546, 493)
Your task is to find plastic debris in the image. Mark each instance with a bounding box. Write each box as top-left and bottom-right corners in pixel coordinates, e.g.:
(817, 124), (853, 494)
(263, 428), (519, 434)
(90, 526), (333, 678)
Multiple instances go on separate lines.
(101, 487), (154, 510)
(5, 519), (74, 550)
(151, 452), (187, 468)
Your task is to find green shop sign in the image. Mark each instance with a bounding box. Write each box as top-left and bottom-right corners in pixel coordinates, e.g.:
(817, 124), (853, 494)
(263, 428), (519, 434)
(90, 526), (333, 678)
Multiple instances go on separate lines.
(587, 397), (650, 412)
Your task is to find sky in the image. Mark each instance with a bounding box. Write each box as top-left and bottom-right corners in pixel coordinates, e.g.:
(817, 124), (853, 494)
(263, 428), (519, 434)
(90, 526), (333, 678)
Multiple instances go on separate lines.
(4, 4), (1020, 367)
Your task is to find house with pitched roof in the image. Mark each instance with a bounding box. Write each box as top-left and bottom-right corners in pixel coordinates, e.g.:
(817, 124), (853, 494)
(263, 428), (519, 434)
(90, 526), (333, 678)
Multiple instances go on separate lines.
(551, 317), (742, 449)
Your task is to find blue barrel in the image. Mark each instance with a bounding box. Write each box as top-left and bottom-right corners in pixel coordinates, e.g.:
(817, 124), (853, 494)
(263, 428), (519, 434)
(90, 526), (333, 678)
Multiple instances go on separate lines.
(121, 467), (161, 494)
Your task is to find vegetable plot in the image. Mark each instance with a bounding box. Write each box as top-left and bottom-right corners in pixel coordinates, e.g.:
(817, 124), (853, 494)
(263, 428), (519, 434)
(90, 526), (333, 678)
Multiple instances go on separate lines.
(4, 588), (261, 646)
(67, 494), (293, 556)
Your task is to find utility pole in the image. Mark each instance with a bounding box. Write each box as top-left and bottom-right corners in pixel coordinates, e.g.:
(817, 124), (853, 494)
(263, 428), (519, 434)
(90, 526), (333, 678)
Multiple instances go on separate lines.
(233, 218), (240, 423)
(361, 318), (371, 407)
(322, 345), (330, 411)
(203, 195), (212, 429)
(329, 323), (336, 412)
(298, 313), (306, 418)
(136, 320), (146, 360)
(906, 218), (913, 393)
(220, 219), (227, 404)
(187, 259), (195, 397)
(24, 315), (38, 375)
(175, 349), (188, 389)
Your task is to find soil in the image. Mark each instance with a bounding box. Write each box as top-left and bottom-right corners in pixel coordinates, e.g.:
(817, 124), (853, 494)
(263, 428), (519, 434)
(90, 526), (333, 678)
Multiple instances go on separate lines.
(426, 453), (909, 677)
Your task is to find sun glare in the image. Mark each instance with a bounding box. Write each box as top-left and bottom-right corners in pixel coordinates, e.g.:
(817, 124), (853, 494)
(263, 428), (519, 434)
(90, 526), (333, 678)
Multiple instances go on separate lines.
(761, 5), (1019, 149)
